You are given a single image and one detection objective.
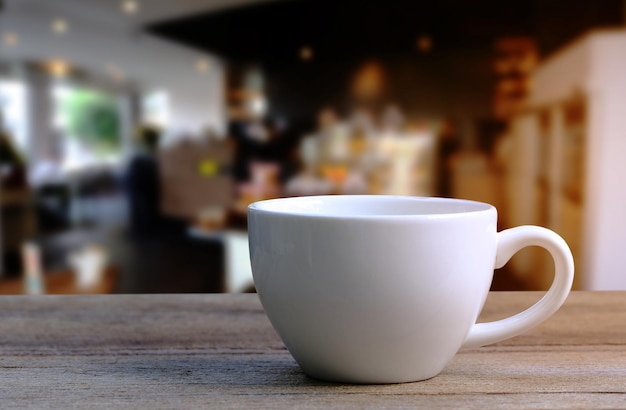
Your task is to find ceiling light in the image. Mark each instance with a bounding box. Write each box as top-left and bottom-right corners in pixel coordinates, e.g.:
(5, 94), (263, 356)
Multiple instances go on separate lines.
(52, 19), (68, 34)
(299, 46), (313, 61)
(46, 59), (71, 78)
(121, 0), (139, 15)
(196, 59), (210, 73)
(416, 36), (432, 52)
(3, 32), (18, 47)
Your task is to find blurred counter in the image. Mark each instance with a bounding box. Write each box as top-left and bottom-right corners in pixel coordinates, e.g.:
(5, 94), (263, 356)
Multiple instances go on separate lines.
(0, 267), (118, 295)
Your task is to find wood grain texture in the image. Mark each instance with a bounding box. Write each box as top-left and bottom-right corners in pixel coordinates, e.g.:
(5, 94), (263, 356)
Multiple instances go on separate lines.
(0, 292), (625, 408)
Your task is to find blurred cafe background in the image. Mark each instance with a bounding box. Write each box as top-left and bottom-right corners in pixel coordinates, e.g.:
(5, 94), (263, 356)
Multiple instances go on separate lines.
(1, 0), (625, 294)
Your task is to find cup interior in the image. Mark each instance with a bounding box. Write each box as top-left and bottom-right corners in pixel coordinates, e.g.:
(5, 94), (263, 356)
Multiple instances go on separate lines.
(249, 195), (493, 218)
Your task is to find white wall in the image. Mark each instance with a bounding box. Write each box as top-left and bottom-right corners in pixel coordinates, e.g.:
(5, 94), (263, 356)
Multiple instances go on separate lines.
(582, 31), (626, 289)
(520, 29), (626, 289)
(0, 1), (226, 139)
(529, 37), (591, 105)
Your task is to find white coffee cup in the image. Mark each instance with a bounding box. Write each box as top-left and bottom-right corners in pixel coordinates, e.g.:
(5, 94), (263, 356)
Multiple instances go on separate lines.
(248, 195), (574, 384)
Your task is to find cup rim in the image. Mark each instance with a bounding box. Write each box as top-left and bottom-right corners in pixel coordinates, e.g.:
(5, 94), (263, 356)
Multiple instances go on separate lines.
(248, 195), (495, 220)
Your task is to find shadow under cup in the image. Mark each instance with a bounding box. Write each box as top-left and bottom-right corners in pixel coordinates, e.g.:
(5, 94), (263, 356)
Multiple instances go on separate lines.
(248, 195), (499, 383)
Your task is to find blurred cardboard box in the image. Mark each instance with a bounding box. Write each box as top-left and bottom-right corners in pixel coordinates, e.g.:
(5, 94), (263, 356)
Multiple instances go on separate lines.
(159, 139), (234, 220)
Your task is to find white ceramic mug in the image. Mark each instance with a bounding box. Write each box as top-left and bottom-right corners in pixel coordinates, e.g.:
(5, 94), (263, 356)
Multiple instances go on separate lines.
(248, 195), (574, 384)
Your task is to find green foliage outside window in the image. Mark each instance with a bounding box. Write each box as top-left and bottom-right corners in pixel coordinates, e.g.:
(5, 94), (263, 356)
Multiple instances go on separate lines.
(58, 89), (120, 154)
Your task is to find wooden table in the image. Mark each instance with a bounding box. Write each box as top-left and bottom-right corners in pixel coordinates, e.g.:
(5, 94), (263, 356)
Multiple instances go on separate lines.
(0, 292), (624, 408)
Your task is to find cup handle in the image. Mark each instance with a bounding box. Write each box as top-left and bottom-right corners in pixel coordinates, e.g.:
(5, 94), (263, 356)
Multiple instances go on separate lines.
(462, 226), (574, 349)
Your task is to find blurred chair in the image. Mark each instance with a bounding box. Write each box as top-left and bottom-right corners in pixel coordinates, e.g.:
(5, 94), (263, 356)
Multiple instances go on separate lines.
(31, 226), (223, 293)
(35, 183), (71, 233)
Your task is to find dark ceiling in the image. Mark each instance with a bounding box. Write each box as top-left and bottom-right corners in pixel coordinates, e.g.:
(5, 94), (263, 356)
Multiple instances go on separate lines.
(149, 0), (624, 65)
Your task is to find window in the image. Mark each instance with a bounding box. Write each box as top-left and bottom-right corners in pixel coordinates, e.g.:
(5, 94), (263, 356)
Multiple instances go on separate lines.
(0, 79), (28, 155)
(52, 84), (122, 170)
(141, 90), (170, 129)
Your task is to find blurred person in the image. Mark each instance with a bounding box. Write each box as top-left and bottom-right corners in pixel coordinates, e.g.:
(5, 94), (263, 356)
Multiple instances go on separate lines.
(227, 119), (253, 183)
(124, 125), (162, 237)
(1, 113), (31, 275)
(0, 112), (27, 190)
